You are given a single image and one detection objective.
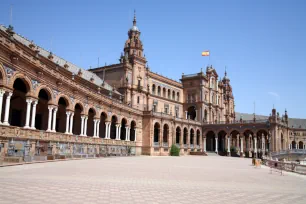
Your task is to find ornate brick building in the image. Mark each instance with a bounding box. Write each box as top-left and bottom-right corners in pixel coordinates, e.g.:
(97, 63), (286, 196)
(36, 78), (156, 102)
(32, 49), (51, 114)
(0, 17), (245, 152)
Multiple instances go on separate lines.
(0, 14), (305, 162)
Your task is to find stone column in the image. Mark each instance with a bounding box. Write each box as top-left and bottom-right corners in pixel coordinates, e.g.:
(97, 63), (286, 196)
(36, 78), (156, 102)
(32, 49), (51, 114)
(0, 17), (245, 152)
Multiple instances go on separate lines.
(24, 98), (33, 128)
(204, 137), (206, 152)
(125, 127), (129, 141)
(240, 137), (244, 157)
(96, 120), (100, 138)
(118, 125), (122, 140)
(3, 92), (12, 125)
(80, 116), (85, 136)
(93, 119), (97, 137)
(215, 136), (218, 153)
(105, 122), (109, 139)
(262, 134), (265, 153)
(254, 136), (257, 158)
(134, 128), (137, 142)
(115, 124), (120, 140)
(30, 100), (38, 129)
(52, 108), (57, 132)
(47, 106), (53, 132)
(185, 111), (188, 119)
(0, 90), (5, 124)
(227, 136), (230, 156)
(65, 111), (71, 134)
(83, 116), (88, 136)
(108, 123), (112, 139)
(69, 113), (74, 134)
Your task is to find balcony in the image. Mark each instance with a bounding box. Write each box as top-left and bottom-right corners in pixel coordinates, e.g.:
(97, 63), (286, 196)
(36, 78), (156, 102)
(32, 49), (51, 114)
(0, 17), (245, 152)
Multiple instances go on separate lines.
(162, 142), (168, 147)
(137, 85), (143, 92)
(153, 142), (160, 147)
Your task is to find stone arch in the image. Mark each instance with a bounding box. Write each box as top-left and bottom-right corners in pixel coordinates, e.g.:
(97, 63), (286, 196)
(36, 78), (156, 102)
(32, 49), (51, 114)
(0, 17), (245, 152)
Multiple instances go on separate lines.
(8, 73), (33, 95)
(196, 129), (201, 146)
(130, 120), (136, 141)
(163, 123), (169, 144)
(110, 115), (118, 139)
(206, 130), (216, 151)
(0, 63), (7, 86)
(292, 141), (296, 149)
(183, 127), (188, 146)
(99, 111), (108, 138)
(154, 122), (161, 144)
(176, 126), (181, 144)
(56, 95), (71, 109)
(8, 77), (34, 127)
(217, 130), (227, 152)
(190, 128), (195, 145)
(35, 85), (53, 102)
(152, 84), (156, 95)
(162, 87), (166, 97)
(298, 141), (303, 149)
(87, 107), (96, 137)
(73, 103), (84, 135)
(35, 88), (52, 130)
(157, 86), (161, 96)
(120, 118), (128, 140)
(56, 96), (69, 133)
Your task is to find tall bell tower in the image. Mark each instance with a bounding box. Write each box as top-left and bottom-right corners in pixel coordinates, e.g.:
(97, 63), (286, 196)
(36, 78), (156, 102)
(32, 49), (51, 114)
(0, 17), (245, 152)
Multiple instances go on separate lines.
(121, 11), (149, 110)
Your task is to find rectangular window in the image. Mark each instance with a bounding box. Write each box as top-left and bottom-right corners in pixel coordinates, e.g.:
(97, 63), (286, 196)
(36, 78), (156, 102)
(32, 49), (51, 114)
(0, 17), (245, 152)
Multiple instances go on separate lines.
(137, 96), (140, 104)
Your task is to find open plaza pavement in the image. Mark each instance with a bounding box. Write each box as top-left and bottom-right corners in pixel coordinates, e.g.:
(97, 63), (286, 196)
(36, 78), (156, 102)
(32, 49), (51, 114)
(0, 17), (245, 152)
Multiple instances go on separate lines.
(0, 156), (305, 204)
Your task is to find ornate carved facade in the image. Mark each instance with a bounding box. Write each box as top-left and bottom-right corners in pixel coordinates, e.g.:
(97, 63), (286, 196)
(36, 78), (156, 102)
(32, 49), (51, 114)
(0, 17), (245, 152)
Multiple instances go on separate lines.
(0, 14), (305, 162)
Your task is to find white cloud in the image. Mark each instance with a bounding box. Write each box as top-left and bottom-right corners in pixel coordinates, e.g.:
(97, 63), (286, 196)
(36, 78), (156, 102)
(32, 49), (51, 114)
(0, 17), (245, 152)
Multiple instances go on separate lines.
(268, 92), (280, 98)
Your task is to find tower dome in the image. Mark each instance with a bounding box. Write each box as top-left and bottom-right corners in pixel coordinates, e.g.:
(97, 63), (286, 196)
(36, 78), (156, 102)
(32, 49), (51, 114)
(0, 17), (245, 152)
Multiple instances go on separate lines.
(130, 11), (139, 32)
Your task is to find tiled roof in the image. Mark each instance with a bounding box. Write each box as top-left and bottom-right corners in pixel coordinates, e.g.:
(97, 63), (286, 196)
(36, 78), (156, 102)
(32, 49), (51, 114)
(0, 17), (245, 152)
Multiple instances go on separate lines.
(236, 112), (306, 129)
(0, 25), (121, 95)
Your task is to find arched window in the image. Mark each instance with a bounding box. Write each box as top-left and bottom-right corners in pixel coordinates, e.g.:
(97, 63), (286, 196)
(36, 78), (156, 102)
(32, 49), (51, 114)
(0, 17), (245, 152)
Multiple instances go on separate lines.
(167, 89), (171, 99)
(163, 87), (166, 97)
(157, 86), (161, 96)
(172, 91), (175, 100)
(177, 92), (180, 101)
(154, 123), (160, 145)
(152, 84), (156, 95)
(176, 127), (181, 144)
(163, 124), (169, 144)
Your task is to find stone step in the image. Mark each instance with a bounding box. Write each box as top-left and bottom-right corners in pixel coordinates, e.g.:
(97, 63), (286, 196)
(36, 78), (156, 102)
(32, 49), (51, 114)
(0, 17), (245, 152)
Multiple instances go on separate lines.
(205, 151), (220, 156)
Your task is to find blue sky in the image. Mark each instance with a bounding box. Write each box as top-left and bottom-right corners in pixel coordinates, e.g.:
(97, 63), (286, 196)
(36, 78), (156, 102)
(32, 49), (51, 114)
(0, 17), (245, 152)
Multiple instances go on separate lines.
(1, 0), (305, 118)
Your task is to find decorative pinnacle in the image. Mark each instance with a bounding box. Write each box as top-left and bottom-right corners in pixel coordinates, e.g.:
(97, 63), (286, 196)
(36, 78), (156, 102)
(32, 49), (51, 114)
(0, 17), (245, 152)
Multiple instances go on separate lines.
(225, 66), (227, 76)
(133, 10), (137, 26)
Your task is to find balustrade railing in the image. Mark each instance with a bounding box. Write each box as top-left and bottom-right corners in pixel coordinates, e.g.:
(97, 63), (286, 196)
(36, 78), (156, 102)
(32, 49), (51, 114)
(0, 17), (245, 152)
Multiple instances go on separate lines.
(153, 142), (160, 147)
(203, 119), (268, 125)
(162, 142), (168, 147)
(271, 149), (306, 156)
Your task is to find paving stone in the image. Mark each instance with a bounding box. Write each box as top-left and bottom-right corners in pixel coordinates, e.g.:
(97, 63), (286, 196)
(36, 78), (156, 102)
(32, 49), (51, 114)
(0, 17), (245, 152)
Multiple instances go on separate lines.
(0, 156), (306, 204)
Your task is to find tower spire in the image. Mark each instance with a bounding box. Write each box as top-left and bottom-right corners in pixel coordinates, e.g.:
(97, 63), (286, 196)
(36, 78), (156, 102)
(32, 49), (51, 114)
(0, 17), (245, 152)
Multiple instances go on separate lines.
(225, 66), (227, 76)
(133, 10), (137, 26)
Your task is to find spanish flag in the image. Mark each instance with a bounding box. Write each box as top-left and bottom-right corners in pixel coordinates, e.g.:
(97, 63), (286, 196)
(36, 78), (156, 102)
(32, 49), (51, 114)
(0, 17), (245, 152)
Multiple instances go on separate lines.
(202, 51), (210, 56)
